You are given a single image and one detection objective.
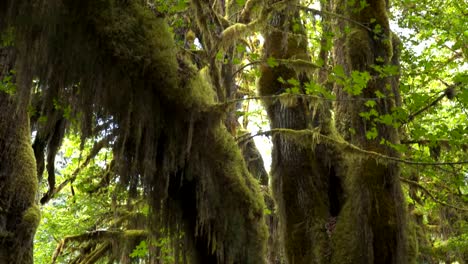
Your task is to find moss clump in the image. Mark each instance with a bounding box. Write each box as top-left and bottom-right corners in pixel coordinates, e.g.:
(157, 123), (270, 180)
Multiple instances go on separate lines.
(182, 67), (216, 109)
(345, 28), (372, 71)
(91, 0), (179, 96)
(21, 205), (41, 231)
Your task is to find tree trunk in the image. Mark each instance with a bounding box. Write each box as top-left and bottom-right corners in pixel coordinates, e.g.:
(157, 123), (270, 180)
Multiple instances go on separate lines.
(259, 3), (332, 263)
(0, 47), (39, 264)
(259, 0), (410, 263)
(330, 0), (409, 263)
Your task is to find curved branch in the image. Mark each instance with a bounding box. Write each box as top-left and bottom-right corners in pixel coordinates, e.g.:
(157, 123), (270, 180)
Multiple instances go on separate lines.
(231, 60), (263, 77)
(400, 177), (468, 212)
(236, 128), (468, 166)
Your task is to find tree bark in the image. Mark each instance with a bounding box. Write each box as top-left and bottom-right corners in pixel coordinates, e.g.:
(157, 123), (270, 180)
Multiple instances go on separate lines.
(0, 47), (39, 264)
(259, 3), (332, 263)
(330, 0), (409, 263)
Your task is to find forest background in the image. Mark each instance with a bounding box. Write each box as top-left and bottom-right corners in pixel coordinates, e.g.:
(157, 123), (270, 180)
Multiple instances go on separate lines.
(0, 0), (467, 263)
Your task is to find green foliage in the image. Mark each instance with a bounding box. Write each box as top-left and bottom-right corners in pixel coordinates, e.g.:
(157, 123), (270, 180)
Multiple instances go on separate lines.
(305, 81), (336, 100)
(130, 241), (148, 258)
(34, 135), (113, 263)
(330, 65), (371, 95)
(266, 56), (279, 68)
(0, 27), (15, 47)
(0, 70), (16, 95)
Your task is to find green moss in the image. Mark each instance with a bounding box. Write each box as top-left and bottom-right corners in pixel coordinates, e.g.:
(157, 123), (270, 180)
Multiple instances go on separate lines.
(189, 122), (268, 263)
(15, 140), (38, 202)
(345, 28), (372, 70)
(330, 155), (407, 263)
(123, 230), (147, 238)
(0, 90), (38, 263)
(407, 221), (419, 264)
(91, 0), (179, 94)
(183, 67), (216, 109)
(21, 205), (41, 230)
(220, 23), (248, 49)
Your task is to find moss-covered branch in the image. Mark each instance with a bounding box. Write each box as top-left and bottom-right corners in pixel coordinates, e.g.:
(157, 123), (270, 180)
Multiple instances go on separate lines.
(239, 128), (468, 166)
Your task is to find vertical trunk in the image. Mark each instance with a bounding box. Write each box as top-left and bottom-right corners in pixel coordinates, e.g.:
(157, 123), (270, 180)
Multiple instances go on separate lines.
(330, 0), (408, 263)
(259, 3), (331, 263)
(0, 48), (39, 264)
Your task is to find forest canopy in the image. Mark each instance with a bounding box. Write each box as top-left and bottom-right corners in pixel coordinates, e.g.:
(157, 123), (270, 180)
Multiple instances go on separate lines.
(0, 0), (467, 263)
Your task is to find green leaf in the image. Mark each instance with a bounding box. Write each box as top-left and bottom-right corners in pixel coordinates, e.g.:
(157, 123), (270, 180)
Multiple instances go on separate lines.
(365, 100), (377, 108)
(232, 57), (242, 65)
(267, 56), (279, 68)
(377, 114), (393, 125)
(215, 51), (224, 62)
(130, 241), (148, 258)
(347, 70), (371, 95)
(366, 127), (378, 140)
(375, 90), (385, 98)
(236, 44), (246, 53)
(333, 65), (346, 78)
(287, 78), (300, 87)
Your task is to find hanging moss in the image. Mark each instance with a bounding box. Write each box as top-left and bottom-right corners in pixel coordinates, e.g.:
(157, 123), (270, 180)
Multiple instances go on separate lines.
(2, 1), (270, 263)
(182, 121), (268, 263)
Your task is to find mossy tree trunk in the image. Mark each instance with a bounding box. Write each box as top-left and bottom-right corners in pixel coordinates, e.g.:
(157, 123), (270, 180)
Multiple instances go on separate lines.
(0, 47), (39, 264)
(330, 0), (409, 263)
(259, 0), (410, 263)
(259, 2), (333, 263)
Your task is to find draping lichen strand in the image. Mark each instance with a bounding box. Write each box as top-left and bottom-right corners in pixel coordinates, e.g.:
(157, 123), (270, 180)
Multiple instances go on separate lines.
(2, 0), (268, 263)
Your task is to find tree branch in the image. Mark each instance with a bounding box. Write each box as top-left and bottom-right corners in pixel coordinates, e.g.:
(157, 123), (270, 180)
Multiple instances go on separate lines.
(400, 177), (468, 212)
(51, 229), (147, 264)
(236, 128), (468, 166)
(405, 92), (445, 123)
(40, 133), (114, 204)
(297, 5), (373, 32)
